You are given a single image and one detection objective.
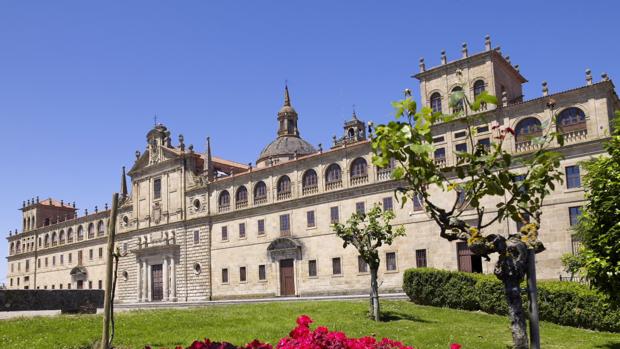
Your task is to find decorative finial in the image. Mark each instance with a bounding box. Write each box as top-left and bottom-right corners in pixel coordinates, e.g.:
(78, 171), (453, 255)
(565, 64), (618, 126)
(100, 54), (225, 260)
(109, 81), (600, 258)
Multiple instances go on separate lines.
(72, 201), (76, 208)
(333, 135), (337, 146)
(95, 205), (98, 213)
(419, 57), (425, 72)
(284, 82), (291, 107)
(22, 200), (25, 208)
(440, 50), (447, 65)
(461, 43), (468, 58)
(121, 166), (128, 197)
(60, 200), (64, 206)
(505, 55), (511, 64)
(601, 72), (609, 81)
(501, 90), (508, 107)
(154, 114), (158, 126)
(367, 121), (374, 135)
(484, 35), (491, 51)
(542, 81), (549, 96)
(188, 144), (194, 153)
(586, 69), (592, 85)
(85, 208), (88, 216)
(352, 105), (358, 120)
(135, 150), (141, 160)
(318, 143), (323, 153)
(178, 134), (185, 152)
(27, 199), (30, 206)
(495, 46), (501, 55)
(36, 196), (39, 203)
(514, 64), (520, 72)
(404, 88), (412, 97)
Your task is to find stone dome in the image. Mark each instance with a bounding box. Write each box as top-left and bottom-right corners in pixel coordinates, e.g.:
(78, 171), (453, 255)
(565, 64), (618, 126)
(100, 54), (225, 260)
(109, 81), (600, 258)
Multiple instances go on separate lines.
(258, 136), (316, 163)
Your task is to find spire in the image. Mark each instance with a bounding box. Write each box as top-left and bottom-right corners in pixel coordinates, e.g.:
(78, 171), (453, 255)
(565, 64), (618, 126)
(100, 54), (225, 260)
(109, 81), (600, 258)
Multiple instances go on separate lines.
(206, 137), (214, 181)
(352, 105), (358, 120)
(284, 83), (291, 107)
(120, 166), (128, 197)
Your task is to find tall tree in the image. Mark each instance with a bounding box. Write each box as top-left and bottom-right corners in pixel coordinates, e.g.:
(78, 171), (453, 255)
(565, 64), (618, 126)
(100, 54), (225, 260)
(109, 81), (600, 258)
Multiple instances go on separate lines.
(372, 83), (564, 348)
(576, 112), (620, 302)
(332, 205), (405, 321)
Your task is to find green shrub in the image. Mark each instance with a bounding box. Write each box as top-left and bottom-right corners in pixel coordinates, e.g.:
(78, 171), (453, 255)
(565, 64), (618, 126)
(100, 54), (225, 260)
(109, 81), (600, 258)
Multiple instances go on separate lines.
(403, 268), (620, 332)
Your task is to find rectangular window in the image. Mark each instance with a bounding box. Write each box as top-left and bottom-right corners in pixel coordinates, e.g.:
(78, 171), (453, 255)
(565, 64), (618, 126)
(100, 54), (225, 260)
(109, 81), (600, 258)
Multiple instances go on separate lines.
(413, 194), (423, 211)
(51, 284), (54, 289)
(153, 178), (162, 200)
(52, 256), (55, 266)
(358, 256), (368, 273)
(59, 284), (62, 290)
(569, 206), (583, 226)
(258, 265), (266, 281)
(222, 268), (229, 283)
(355, 202), (365, 215)
(68, 283), (71, 289)
(98, 280), (103, 289)
(477, 125), (489, 133)
(308, 260), (317, 277)
(123, 242), (128, 254)
(88, 281), (93, 289)
(257, 219), (265, 235)
(99, 247), (103, 259)
(193, 230), (200, 244)
(566, 165), (581, 189)
(477, 138), (491, 149)
(454, 131), (467, 139)
(306, 210), (316, 228)
(415, 249), (427, 268)
(239, 223), (246, 238)
(38, 259), (41, 268)
(221, 226), (228, 241)
(78, 250), (83, 265)
(434, 147), (446, 159)
(330, 206), (339, 224)
(382, 197), (393, 212)
(68, 253), (72, 264)
(60, 255), (63, 265)
(25, 260), (30, 272)
(279, 214), (290, 235)
(455, 143), (468, 153)
(432, 136), (445, 143)
(240, 267), (247, 282)
(89, 249), (93, 260)
(332, 257), (342, 275)
(386, 252), (397, 271)
(45, 257), (48, 267)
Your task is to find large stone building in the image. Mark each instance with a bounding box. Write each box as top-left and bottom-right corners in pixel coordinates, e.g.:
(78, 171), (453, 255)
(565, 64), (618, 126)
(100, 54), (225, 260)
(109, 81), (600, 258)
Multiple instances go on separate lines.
(5, 38), (619, 303)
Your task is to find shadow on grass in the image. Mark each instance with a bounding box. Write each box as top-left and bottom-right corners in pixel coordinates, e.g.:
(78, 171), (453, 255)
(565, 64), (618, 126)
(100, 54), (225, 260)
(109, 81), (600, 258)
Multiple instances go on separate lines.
(595, 343), (620, 349)
(380, 310), (433, 323)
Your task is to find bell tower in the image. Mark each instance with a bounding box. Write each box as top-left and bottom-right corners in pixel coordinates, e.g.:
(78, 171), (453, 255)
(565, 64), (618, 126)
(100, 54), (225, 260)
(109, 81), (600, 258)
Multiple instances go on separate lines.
(277, 85), (300, 137)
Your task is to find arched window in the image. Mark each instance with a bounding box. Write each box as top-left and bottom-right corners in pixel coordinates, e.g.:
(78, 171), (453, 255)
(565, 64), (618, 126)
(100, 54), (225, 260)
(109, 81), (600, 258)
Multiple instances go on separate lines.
(218, 190), (230, 211)
(59, 230), (65, 244)
(51, 232), (57, 245)
(24, 218), (27, 231)
(473, 80), (485, 98)
(67, 228), (74, 243)
(350, 158), (368, 179)
(10, 242), (14, 254)
(325, 163), (342, 189)
(254, 181), (267, 204)
(77, 225), (84, 241)
(44, 234), (50, 247)
(97, 220), (105, 236)
(277, 176), (292, 200)
(430, 92), (442, 113)
(88, 223), (95, 239)
(557, 107), (586, 134)
(236, 186), (248, 208)
(515, 118), (542, 144)
(451, 86), (464, 113)
(15, 241), (21, 253)
(302, 169), (318, 192)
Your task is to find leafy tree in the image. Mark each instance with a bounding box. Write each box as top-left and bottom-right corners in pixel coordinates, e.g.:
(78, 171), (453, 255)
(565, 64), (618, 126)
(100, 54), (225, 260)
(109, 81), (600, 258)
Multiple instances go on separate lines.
(576, 112), (620, 302)
(332, 205), (405, 321)
(372, 80), (564, 348)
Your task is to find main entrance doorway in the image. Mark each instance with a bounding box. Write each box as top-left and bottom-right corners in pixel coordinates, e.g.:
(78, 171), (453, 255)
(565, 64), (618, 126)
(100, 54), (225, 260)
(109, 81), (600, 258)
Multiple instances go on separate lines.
(279, 259), (295, 296)
(457, 242), (482, 273)
(151, 264), (163, 301)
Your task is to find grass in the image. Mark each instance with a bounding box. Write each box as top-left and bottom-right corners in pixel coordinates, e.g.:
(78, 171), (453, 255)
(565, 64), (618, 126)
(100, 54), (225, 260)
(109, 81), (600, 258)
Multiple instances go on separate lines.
(1, 300), (619, 349)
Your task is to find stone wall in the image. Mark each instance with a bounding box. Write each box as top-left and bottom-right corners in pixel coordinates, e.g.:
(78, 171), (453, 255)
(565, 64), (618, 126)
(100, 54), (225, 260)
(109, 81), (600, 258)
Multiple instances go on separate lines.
(0, 290), (104, 313)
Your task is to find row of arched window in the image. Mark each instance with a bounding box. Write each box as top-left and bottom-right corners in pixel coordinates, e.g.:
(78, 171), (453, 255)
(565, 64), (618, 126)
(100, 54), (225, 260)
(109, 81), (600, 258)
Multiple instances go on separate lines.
(430, 80), (486, 113)
(218, 158), (370, 211)
(9, 220), (107, 254)
(515, 107), (587, 144)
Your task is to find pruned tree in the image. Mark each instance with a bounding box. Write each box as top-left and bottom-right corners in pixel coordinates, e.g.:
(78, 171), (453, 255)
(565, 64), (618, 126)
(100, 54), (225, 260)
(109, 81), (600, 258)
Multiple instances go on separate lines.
(332, 205), (405, 321)
(371, 83), (564, 348)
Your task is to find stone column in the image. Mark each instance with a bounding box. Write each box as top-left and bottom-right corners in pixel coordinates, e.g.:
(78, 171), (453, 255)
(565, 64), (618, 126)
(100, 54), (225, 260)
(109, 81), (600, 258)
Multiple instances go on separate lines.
(147, 263), (152, 301)
(142, 260), (148, 302)
(136, 259), (142, 302)
(171, 256), (177, 301)
(163, 256), (169, 301)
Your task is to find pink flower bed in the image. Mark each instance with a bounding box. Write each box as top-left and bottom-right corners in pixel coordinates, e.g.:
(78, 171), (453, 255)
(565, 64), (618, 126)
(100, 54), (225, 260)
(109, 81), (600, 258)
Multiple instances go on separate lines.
(145, 315), (462, 349)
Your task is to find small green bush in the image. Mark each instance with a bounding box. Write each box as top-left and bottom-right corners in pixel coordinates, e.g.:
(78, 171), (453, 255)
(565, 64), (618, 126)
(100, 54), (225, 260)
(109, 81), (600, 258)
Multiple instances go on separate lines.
(403, 268), (620, 332)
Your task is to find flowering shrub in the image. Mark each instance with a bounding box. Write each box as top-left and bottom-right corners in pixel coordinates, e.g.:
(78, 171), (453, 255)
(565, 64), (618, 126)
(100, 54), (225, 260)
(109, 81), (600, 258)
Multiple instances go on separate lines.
(146, 315), (461, 349)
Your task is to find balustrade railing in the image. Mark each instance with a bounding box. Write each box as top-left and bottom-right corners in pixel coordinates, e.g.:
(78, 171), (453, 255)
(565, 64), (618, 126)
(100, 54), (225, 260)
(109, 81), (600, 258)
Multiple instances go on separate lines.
(350, 175), (368, 186)
(277, 191), (292, 201)
(302, 185), (319, 196)
(377, 168), (392, 181)
(325, 180), (343, 191)
(434, 158), (447, 168)
(218, 204), (230, 213)
(236, 200), (248, 209)
(254, 197), (267, 205)
(561, 128), (587, 145)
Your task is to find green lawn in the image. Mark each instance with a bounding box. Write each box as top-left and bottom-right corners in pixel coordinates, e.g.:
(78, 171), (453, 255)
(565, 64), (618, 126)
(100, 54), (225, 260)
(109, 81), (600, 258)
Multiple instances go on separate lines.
(1, 300), (619, 349)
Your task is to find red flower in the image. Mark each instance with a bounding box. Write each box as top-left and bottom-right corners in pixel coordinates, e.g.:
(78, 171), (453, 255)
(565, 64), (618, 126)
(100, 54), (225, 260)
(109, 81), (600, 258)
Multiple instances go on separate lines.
(296, 315), (313, 327)
(450, 344), (462, 349)
(505, 127), (515, 135)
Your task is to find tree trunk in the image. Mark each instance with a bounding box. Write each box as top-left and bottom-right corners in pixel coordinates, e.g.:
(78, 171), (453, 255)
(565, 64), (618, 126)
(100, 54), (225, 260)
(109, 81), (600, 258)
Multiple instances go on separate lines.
(370, 266), (380, 321)
(502, 276), (528, 349)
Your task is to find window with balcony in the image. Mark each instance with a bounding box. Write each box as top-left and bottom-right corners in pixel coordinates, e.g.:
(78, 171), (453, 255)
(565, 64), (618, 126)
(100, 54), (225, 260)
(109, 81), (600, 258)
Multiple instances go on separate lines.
(87, 223), (95, 239)
(350, 158), (368, 185)
(325, 164), (342, 190)
(218, 190), (230, 212)
(430, 92), (442, 113)
(302, 169), (318, 195)
(254, 181), (267, 204)
(236, 186), (248, 209)
(277, 176), (292, 200)
(515, 118), (542, 151)
(557, 107), (587, 136)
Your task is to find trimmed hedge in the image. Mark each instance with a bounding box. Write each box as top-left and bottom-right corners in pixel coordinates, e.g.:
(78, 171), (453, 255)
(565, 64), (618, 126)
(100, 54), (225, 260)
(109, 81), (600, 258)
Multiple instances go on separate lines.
(403, 268), (620, 332)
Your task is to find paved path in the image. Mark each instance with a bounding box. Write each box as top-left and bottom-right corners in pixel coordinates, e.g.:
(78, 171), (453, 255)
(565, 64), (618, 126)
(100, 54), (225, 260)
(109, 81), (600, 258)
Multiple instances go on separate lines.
(0, 292), (408, 319)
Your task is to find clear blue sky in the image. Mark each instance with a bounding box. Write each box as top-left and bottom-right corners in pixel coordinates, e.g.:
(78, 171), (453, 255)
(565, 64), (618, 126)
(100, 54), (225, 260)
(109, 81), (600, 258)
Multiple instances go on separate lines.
(1, 1), (618, 284)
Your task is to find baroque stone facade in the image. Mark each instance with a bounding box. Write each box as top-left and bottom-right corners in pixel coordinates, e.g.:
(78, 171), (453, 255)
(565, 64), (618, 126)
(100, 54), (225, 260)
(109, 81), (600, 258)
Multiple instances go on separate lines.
(5, 38), (620, 303)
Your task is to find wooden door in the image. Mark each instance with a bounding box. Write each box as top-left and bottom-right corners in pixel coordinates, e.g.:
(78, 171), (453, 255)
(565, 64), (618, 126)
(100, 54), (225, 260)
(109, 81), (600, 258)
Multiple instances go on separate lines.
(279, 259), (295, 296)
(151, 264), (163, 301)
(457, 242), (482, 273)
